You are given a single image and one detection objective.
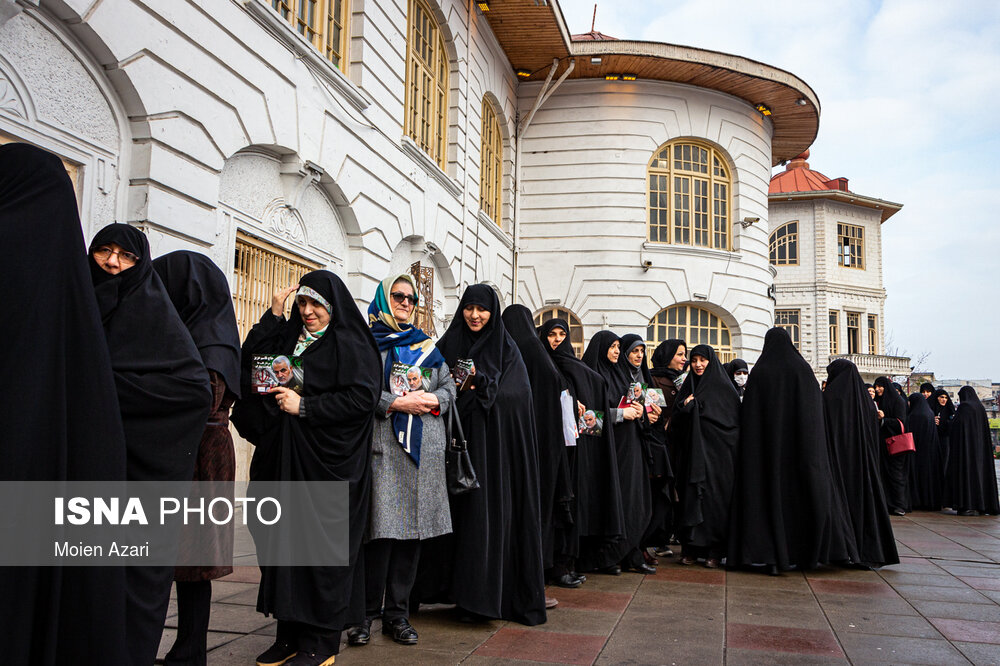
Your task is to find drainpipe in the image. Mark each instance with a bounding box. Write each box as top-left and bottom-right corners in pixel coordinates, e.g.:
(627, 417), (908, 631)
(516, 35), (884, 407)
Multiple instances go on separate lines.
(511, 57), (575, 303)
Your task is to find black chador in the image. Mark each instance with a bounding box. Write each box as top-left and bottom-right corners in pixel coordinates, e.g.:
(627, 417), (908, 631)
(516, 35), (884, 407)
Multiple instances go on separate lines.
(537, 319), (625, 571)
(823, 360), (898, 568)
(874, 376), (911, 515)
(582, 331), (652, 571)
(433, 285), (546, 625)
(931, 389), (957, 475)
(672, 344), (739, 563)
(0, 143), (129, 665)
(88, 222), (213, 666)
(502, 305), (574, 572)
(944, 387), (1000, 515)
(907, 393), (944, 511)
(232, 270), (382, 652)
(729, 327), (856, 571)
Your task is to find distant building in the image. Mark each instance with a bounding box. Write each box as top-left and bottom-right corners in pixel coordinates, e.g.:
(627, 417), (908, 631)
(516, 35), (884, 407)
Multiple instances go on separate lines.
(768, 151), (909, 382)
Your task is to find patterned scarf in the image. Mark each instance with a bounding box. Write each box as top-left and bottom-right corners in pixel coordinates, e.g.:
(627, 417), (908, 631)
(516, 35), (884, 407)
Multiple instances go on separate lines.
(367, 274), (445, 466)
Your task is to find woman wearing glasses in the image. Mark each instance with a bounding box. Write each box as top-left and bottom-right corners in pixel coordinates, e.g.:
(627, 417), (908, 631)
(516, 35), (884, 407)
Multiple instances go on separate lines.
(88, 223), (213, 666)
(345, 276), (455, 648)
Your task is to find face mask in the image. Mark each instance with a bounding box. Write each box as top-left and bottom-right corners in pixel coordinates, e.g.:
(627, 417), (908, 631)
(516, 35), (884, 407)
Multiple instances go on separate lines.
(734, 373), (748, 387)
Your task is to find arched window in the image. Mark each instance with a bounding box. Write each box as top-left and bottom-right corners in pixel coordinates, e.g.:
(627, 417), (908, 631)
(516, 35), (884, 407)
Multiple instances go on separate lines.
(534, 306), (584, 358)
(646, 305), (734, 363)
(268, 0), (349, 68)
(648, 140), (731, 250)
(769, 221), (798, 266)
(405, 0), (449, 169)
(479, 99), (503, 225)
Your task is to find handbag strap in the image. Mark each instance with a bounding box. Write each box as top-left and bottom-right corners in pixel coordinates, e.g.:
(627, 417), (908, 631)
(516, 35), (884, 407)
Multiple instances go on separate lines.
(896, 418), (906, 433)
(447, 400), (467, 452)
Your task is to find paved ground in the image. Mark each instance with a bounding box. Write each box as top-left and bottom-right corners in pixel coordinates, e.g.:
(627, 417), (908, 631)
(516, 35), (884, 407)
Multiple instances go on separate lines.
(159, 510), (1000, 665)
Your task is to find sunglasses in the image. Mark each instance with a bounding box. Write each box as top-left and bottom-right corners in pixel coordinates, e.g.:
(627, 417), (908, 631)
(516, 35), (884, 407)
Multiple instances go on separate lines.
(390, 291), (417, 306)
(93, 246), (140, 266)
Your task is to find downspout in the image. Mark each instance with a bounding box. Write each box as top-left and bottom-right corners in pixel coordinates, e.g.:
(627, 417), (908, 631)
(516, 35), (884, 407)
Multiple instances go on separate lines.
(511, 57), (575, 303)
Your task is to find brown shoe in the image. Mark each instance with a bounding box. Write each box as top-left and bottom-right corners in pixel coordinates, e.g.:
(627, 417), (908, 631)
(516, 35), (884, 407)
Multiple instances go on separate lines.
(545, 596), (558, 609)
(704, 558), (720, 569)
(679, 555), (696, 566)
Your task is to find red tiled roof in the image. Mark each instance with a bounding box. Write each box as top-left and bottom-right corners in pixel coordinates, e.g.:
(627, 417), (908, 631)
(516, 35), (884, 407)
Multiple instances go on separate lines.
(572, 31), (618, 41)
(768, 150), (848, 194)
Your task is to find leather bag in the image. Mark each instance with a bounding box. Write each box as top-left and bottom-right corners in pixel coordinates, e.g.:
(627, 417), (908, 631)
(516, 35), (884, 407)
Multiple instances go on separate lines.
(886, 418), (916, 455)
(445, 403), (479, 495)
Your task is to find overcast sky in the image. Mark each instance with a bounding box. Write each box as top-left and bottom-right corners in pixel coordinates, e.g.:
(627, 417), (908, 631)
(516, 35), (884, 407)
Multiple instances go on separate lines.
(556, 0), (1000, 381)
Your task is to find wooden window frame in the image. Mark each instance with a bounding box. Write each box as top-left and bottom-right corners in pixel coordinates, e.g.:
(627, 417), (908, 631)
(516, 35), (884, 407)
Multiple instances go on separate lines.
(404, 0), (449, 170)
(774, 309), (800, 350)
(828, 310), (839, 356)
(268, 0), (350, 68)
(647, 140), (732, 251)
(479, 98), (503, 226)
(647, 304), (734, 363)
(837, 222), (865, 269)
(846, 311), (861, 355)
(233, 231), (321, 341)
(769, 221), (799, 266)
(867, 314), (878, 355)
(534, 306), (584, 358)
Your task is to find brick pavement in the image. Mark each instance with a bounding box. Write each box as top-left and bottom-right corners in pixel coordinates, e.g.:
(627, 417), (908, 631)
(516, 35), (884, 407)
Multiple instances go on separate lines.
(160, 510), (1000, 665)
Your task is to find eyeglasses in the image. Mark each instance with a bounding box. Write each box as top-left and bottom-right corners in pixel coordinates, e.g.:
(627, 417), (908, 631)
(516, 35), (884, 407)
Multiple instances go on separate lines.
(93, 246), (140, 266)
(390, 291), (417, 306)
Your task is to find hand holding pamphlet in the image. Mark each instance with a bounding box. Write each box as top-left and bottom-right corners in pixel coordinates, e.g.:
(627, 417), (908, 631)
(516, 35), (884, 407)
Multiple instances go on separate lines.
(252, 355), (304, 394)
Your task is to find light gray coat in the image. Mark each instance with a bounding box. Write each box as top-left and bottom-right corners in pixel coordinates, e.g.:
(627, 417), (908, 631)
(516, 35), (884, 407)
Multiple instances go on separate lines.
(367, 352), (455, 541)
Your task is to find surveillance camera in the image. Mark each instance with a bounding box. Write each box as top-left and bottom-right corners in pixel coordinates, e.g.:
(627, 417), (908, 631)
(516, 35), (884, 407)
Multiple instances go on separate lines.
(740, 216), (761, 229)
(643, 260), (652, 267)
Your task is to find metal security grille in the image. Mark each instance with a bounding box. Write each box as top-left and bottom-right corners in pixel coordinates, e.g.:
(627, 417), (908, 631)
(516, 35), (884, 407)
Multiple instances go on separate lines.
(409, 261), (436, 337)
(646, 305), (734, 363)
(233, 232), (320, 341)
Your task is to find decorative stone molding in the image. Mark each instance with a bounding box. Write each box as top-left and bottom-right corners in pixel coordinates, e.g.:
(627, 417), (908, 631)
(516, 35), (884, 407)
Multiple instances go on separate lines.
(243, 0), (371, 113)
(400, 136), (463, 200)
(262, 198), (307, 244)
(642, 241), (742, 263)
(0, 71), (26, 119)
(478, 209), (514, 250)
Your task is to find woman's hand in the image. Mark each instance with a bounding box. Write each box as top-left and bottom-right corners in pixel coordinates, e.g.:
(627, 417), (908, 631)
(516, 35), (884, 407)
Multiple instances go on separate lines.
(271, 284), (299, 316)
(269, 387), (301, 415)
(578, 401), (585, 418)
(935, 415), (940, 425)
(648, 403), (661, 424)
(877, 409), (884, 419)
(683, 395), (695, 406)
(390, 391), (432, 415)
(623, 404), (643, 421)
(418, 392), (440, 409)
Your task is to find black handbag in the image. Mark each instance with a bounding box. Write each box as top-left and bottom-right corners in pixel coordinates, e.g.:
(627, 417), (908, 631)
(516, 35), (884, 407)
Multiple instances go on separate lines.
(445, 403), (479, 495)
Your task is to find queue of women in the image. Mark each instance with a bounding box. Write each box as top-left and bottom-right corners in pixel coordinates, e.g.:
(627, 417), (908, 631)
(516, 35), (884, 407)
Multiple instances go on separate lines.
(5, 142), (999, 666)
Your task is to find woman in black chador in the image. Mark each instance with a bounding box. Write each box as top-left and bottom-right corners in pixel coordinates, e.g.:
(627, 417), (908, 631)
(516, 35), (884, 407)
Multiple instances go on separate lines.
(232, 271), (382, 666)
(729, 327), (856, 572)
(537, 319), (625, 579)
(944, 387), (1000, 516)
(931, 389), (956, 472)
(645, 339), (686, 555)
(823, 360), (898, 568)
(0, 143), (129, 665)
(583, 332), (654, 574)
(153, 250), (242, 666)
(874, 376), (911, 515)
(501, 305), (574, 584)
(88, 223), (213, 666)
(672, 344), (739, 568)
(906, 392), (944, 511)
(433, 285), (546, 624)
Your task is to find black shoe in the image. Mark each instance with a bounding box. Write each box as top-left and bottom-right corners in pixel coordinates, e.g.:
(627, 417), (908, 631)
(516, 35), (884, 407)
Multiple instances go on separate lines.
(383, 618), (418, 645)
(891, 508), (905, 516)
(599, 564), (622, 576)
(959, 509), (979, 516)
(629, 563), (656, 574)
(553, 573), (583, 588)
(346, 617), (372, 646)
(285, 654), (336, 666)
(256, 641), (297, 666)
(569, 571), (587, 583)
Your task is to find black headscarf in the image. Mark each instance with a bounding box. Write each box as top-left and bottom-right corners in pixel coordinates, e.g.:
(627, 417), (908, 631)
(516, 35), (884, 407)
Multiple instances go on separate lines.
(729, 327), (856, 570)
(920, 383), (935, 395)
(650, 338), (686, 381)
(0, 143), (129, 664)
(906, 392), (944, 510)
(536, 318), (625, 563)
(619, 333), (653, 386)
(823, 359), (898, 568)
(874, 376), (907, 426)
(501, 304), (573, 569)
(152, 251), (242, 397)
(233, 269), (382, 630)
(583, 331), (652, 567)
(944, 387), (1000, 514)
(673, 344), (739, 553)
(429, 285), (546, 624)
(725, 358), (748, 394)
